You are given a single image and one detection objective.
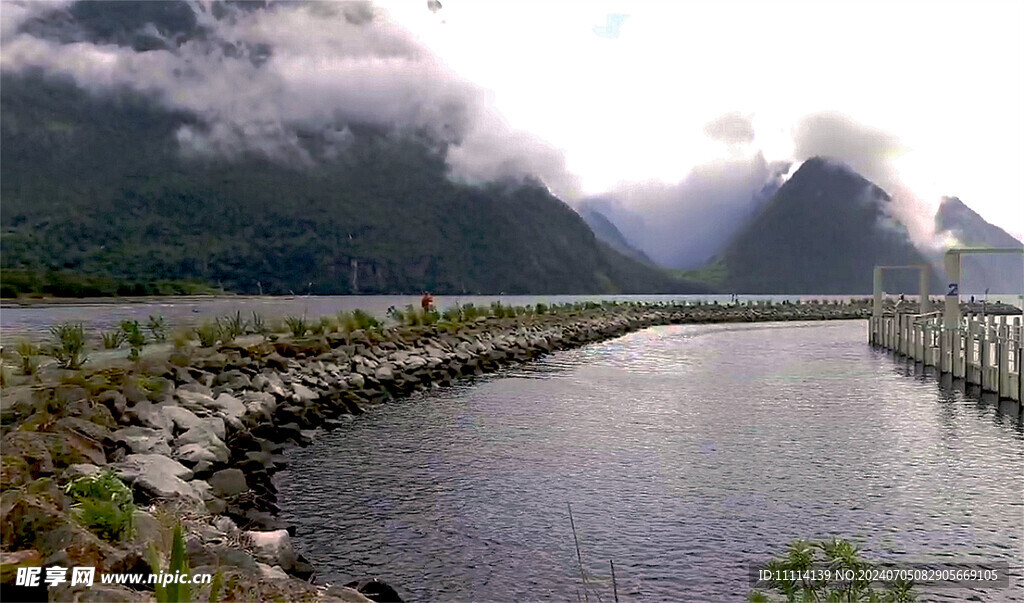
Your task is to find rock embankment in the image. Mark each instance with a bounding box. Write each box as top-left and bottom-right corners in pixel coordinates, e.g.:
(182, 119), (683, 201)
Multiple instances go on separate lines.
(0, 300), (868, 601)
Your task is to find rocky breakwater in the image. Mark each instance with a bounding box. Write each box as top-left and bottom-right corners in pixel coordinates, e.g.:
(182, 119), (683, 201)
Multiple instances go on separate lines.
(0, 300), (869, 600)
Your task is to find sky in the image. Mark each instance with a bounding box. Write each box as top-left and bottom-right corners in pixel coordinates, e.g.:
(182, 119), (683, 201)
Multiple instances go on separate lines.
(379, 0), (1024, 238)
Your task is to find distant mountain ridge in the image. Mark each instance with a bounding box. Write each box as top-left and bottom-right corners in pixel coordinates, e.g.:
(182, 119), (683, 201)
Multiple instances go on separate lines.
(934, 197), (1023, 293)
(577, 207), (654, 265)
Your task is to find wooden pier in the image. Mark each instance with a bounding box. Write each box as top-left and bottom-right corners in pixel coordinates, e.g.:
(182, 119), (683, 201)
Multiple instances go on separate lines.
(868, 247), (1023, 404)
(868, 310), (1022, 403)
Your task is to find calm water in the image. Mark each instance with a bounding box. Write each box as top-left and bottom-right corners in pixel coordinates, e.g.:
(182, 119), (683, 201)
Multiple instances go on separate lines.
(276, 321), (1024, 601)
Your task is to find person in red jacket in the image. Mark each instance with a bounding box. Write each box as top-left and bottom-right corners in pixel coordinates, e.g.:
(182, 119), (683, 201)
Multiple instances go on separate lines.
(421, 291), (435, 311)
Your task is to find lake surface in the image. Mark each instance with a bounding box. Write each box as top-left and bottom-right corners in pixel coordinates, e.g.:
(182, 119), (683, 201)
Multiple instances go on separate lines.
(276, 321), (1024, 601)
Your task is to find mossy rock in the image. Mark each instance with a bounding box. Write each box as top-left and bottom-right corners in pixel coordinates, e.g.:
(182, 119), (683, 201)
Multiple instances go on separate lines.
(1, 431), (55, 476)
(0, 455), (32, 490)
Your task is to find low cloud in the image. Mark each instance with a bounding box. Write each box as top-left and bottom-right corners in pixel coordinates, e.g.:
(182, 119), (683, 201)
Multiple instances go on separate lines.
(0, 1), (579, 196)
(704, 112), (755, 145)
(792, 112), (941, 251)
(593, 153), (789, 268)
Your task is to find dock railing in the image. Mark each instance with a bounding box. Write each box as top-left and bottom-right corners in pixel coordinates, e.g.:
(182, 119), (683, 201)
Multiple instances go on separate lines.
(869, 311), (1023, 402)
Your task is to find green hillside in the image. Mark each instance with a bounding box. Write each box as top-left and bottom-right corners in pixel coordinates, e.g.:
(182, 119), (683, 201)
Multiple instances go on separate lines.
(0, 73), (710, 297)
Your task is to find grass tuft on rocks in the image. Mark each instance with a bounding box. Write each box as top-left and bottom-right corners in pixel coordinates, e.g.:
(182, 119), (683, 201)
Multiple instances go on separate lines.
(120, 319), (146, 361)
(193, 321), (220, 348)
(284, 315), (308, 337)
(16, 339), (41, 375)
(48, 322), (88, 369)
(65, 470), (136, 542)
(147, 313), (169, 342)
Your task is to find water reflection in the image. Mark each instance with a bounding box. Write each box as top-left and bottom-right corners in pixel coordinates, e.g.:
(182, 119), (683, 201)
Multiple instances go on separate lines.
(277, 321), (1023, 602)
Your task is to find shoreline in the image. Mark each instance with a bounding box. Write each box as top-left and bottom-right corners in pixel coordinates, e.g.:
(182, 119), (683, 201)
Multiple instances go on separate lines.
(0, 300), (870, 601)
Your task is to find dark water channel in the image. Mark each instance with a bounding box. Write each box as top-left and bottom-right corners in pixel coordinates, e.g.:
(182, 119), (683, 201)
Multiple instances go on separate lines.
(277, 321), (1024, 601)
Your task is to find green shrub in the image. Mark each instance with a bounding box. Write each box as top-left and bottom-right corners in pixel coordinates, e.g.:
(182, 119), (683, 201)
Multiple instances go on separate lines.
(337, 311), (357, 333)
(171, 327), (193, 348)
(193, 321), (220, 348)
(308, 316), (333, 335)
(217, 311), (247, 341)
(748, 538), (915, 602)
(146, 314), (169, 342)
(461, 303), (484, 320)
(250, 311), (269, 338)
(120, 320), (146, 361)
(386, 305), (405, 324)
(351, 309), (380, 330)
(48, 322), (87, 369)
(15, 339), (41, 375)
(65, 470), (135, 542)
(101, 329), (125, 349)
(284, 315), (308, 337)
(442, 304), (463, 323)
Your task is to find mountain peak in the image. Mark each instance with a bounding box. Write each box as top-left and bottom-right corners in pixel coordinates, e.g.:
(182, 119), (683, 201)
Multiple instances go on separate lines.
(716, 155), (936, 294)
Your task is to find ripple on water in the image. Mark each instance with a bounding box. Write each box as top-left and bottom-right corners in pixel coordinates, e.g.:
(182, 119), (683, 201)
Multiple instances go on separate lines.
(277, 321), (1024, 602)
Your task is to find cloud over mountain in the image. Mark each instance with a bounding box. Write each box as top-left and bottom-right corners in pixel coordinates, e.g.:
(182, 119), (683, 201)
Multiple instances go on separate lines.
(0, 0), (578, 196)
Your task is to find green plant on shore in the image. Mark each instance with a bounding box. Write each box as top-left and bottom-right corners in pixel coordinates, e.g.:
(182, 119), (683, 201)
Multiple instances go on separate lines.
(490, 301), (516, 319)
(460, 303), (485, 321)
(146, 313), (169, 342)
(386, 305), (405, 324)
(336, 310), (357, 333)
(397, 303), (417, 327)
(422, 308), (439, 325)
(48, 322), (87, 369)
(284, 314), (308, 337)
(208, 570), (224, 603)
(15, 339), (41, 375)
(120, 319), (146, 361)
(147, 522), (191, 603)
(65, 470), (135, 542)
(748, 538), (915, 602)
(534, 303), (548, 315)
(170, 327), (193, 349)
(0, 363), (10, 388)
(250, 311), (269, 338)
(441, 304), (463, 323)
(351, 308), (380, 330)
(310, 315), (333, 335)
(101, 329), (125, 349)
(218, 311), (247, 342)
(193, 321), (220, 348)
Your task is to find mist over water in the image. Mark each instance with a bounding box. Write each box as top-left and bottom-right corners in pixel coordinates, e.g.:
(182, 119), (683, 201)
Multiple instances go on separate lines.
(277, 321), (1024, 601)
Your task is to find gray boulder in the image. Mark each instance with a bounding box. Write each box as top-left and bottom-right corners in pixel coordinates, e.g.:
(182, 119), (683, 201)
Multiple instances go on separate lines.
(124, 401), (173, 432)
(162, 405), (203, 432)
(174, 421), (229, 464)
(112, 426), (172, 456)
(176, 389), (217, 414)
(113, 454), (201, 503)
(208, 468), (248, 498)
(174, 442), (227, 466)
(240, 392), (276, 421)
(243, 529), (296, 571)
(291, 383), (318, 403)
(208, 393), (246, 428)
